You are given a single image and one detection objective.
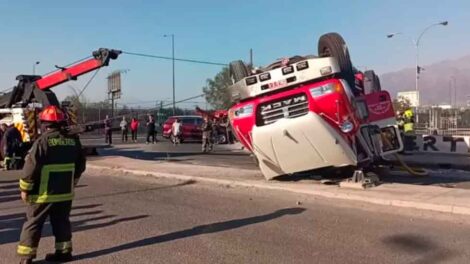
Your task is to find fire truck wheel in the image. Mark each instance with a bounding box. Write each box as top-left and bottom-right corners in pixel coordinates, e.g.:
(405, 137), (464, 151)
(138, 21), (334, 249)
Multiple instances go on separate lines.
(229, 60), (250, 84)
(363, 70), (382, 94)
(318, 32), (355, 88)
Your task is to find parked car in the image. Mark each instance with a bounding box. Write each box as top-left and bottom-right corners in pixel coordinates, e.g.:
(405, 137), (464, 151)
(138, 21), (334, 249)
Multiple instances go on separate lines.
(162, 115), (203, 143)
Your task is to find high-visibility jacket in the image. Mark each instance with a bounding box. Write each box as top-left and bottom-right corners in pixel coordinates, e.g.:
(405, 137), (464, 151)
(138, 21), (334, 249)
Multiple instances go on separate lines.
(19, 128), (86, 203)
(403, 109), (414, 119)
(404, 122), (414, 133)
(403, 109), (415, 134)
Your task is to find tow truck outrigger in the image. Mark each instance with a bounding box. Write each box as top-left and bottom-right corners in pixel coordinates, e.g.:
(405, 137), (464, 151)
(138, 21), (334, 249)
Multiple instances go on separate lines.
(0, 48), (121, 166)
(228, 33), (405, 185)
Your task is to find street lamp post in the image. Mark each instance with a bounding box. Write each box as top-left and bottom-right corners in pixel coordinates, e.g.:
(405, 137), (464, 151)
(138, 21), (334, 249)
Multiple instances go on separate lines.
(164, 34), (175, 115)
(387, 21), (448, 107)
(33, 61), (40, 75)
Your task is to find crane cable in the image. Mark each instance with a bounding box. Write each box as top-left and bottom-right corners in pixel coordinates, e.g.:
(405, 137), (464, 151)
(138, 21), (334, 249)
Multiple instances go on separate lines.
(122, 51), (228, 66)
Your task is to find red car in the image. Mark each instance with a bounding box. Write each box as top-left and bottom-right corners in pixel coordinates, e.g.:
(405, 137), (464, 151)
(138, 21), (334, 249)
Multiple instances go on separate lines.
(162, 116), (203, 142)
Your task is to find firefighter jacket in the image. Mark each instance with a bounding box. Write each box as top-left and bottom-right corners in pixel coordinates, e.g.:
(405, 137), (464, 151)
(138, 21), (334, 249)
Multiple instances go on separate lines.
(403, 109), (415, 134)
(201, 121), (212, 132)
(19, 128), (86, 203)
(2, 126), (22, 157)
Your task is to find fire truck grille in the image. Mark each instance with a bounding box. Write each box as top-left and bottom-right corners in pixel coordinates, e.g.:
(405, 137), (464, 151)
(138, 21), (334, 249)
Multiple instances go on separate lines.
(256, 93), (309, 126)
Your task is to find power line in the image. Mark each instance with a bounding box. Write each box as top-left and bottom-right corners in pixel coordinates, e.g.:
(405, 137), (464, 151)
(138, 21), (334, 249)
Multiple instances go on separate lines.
(122, 51), (228, 66)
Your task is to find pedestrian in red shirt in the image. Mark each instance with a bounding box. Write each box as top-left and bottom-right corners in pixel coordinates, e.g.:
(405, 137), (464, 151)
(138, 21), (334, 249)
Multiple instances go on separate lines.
(130, 117), (139, 143)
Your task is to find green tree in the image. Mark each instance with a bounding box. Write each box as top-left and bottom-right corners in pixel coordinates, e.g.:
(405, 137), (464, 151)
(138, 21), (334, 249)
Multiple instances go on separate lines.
(202, 67), (233, 109)
(392, 96), (411, 113)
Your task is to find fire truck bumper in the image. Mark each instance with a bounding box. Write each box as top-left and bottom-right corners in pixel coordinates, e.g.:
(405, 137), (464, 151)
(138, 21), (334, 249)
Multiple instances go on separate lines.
(252, 112), (357, 180)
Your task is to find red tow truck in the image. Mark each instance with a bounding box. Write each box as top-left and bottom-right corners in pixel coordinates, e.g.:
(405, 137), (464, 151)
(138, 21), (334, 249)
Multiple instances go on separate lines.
(228, 33), (403, 180)
(0, 48), (121, 163)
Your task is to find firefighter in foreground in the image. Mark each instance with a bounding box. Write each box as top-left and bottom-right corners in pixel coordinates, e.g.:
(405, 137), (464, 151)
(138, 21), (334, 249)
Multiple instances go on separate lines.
(17, 105), (86, 264)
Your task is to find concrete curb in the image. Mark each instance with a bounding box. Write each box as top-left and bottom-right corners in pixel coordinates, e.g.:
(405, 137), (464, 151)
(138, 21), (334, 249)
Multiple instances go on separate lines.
(87, 164), (470, 216)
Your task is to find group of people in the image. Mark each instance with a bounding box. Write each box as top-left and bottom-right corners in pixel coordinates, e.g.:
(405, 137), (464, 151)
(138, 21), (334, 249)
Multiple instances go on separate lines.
(104, 114), (159, 145)
(102, 113), (234, 153)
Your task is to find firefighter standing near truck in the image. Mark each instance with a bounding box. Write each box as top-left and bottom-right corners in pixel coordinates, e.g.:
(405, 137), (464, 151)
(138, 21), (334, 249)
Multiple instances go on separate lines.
(17, 105), (86, 264)
(403, 108), (415, 134)
(1, 122), (23, 170)
(201, 116), (213, 152)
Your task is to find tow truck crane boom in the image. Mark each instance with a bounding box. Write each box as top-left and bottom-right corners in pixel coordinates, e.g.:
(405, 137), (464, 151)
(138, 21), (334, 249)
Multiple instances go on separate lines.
(0, 48), (121, 108)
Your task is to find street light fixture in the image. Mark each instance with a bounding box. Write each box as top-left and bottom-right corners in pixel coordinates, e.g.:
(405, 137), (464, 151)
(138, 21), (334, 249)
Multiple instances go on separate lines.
(33, 61), (40, 75)
(387, 21), (448, 107)
(163, 34), (175, 115)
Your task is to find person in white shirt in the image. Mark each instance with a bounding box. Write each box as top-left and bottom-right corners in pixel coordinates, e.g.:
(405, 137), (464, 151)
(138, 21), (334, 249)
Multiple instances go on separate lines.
(171, 118), (182, 145)
(120, 116), (128, 143)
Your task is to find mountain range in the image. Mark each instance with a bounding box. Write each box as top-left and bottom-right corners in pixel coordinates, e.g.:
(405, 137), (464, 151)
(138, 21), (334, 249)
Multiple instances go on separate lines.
(380, 55), (470, 106)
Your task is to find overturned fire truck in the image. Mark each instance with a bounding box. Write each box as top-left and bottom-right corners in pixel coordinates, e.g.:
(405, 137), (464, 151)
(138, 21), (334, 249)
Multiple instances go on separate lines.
(0, 48), (121, 165)
(228, 33), (403, 180)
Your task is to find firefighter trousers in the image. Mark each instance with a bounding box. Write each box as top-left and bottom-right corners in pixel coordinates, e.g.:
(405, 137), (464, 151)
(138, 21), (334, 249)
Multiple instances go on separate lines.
(17, 201), (73, 259)
(202, 132), (213, 151)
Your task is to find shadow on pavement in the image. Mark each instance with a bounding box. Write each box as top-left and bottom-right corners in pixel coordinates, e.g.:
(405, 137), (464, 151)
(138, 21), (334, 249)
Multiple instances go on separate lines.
(383, 233), (456, 264)
(0, 203), (148, 246)
(0, 179), (19, 184)
(0, 195), (19, 203)
(0, 180), (193, 245)
(75, 180), (196, 201)
(274, 165), (470, 189)
(0, 184), (19, 190)
(74, 207), (306, 261)
(0, 190), (19, 197)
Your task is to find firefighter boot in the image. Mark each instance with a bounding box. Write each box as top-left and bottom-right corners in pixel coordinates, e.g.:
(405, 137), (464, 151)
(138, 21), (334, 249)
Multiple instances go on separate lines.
(19, 258), (33, 264)
(44, 252), (73, 262)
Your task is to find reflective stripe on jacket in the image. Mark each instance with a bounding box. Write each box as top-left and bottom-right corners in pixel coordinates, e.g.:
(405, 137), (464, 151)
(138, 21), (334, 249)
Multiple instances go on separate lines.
(404, 122), (414, 134)
(19, 128), (86, 203)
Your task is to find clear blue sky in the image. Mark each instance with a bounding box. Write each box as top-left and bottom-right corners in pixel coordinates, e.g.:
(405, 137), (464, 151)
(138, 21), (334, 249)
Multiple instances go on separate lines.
(0, 0), (468, 106)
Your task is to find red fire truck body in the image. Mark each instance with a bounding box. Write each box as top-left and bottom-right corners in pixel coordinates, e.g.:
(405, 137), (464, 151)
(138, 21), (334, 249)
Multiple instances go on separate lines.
(228, 33), (402, 180)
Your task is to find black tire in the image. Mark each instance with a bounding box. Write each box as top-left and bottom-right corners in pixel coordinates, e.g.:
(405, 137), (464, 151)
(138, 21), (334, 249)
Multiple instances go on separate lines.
(229, 60), (249, 84)
(363, 70), (382, 94)
(318, 33), (355, 88)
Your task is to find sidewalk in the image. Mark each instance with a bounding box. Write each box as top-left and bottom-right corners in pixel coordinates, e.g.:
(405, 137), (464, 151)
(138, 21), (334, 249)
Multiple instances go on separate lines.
(398, 152), (470, 170)
(88, 155), (470, 216)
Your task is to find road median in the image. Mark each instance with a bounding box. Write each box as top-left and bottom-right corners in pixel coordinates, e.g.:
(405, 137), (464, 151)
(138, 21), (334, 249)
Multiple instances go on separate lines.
(87, 156), (470, 217)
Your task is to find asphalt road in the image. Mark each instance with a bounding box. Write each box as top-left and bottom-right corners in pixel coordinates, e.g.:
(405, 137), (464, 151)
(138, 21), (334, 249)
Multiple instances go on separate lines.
(2, 170), (470, 263)
(83, 136), (258, 170)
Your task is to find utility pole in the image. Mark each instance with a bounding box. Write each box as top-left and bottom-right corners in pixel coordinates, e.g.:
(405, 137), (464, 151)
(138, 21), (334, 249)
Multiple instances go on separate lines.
(111, 97), (115, 117)
(249, 49), (253, 68)
(33, 61), (40, 75)
(387, 21), (448, 124)
(107, 71), (122, 118)
(164, 34), (176, 115)
(453, 76), (457, 107)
